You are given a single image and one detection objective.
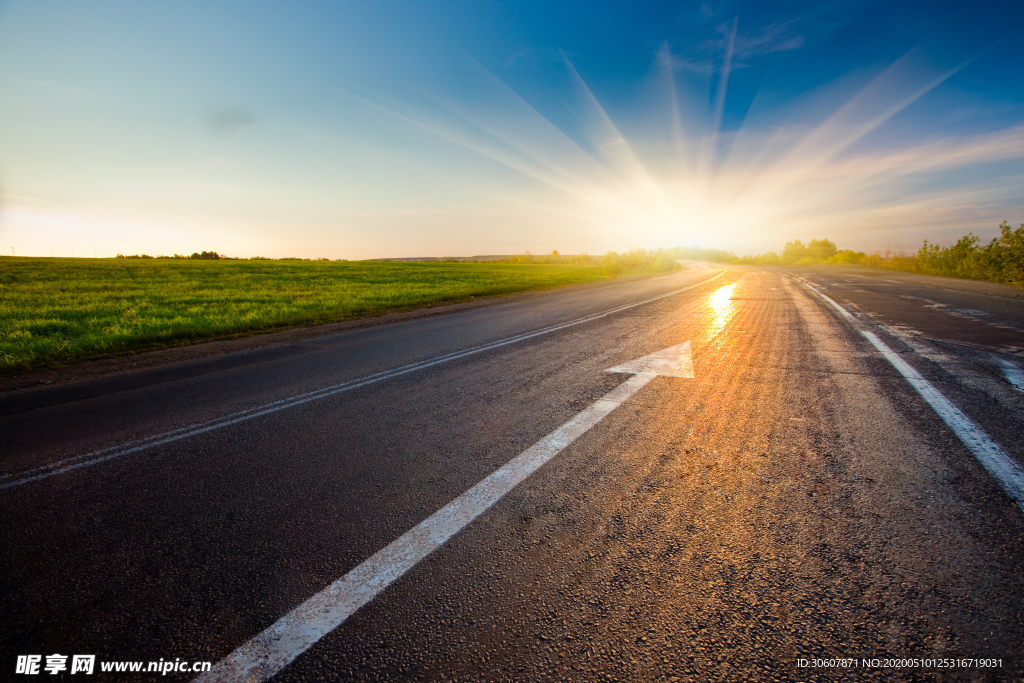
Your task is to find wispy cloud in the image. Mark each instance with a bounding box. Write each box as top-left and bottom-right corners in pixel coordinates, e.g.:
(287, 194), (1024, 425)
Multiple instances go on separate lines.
(733, 21), (805, 59)
(668, 21), (805, 74)
(207, 108), (257, 134)
(667, 3), (845, 74)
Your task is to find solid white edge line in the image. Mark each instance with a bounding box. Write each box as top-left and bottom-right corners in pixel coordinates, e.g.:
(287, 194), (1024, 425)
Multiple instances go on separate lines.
(194, 372), (658, 683)
(992, 354), (1024, 393)
(3, 271), (725, 491)
(860, 331), (1024, 509)
(792, 276), (1024, 511)
(792, 277), (854, 319)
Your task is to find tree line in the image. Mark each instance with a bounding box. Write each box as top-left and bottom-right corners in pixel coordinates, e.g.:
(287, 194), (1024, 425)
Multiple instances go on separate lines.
(116, 251), (226, 260)
(718, 221), (1024, 288)
(107, 220), (1024, 288)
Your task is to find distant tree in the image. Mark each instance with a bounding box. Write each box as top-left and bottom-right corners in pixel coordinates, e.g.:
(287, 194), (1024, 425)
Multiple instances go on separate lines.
(646, 250), (679, 272)
(621, 247), (650, 270)
(668, 246), (738, 263)
(511, 251), (535, 264)
(602, 251), (623, 277)
(807, 238), (838, 261)
(827, 249), (867, 265)
(985, 221), (1024, 287)
(781, 240), (807, 264)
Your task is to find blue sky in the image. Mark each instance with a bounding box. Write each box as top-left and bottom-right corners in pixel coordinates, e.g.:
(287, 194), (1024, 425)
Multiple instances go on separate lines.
(1, 0), (1022, 258)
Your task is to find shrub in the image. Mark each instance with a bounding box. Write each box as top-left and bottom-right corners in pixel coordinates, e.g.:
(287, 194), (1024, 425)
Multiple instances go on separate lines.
(602, 252), (623, 277)
(827, 250), (867, 265)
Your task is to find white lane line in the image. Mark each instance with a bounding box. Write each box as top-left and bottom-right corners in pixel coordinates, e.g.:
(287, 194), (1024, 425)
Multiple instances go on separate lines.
(792, 278), (1024, 511)
(1, 272), (723, 491)
(195, 368), (671, 683)
(992, 354), (1024, 392)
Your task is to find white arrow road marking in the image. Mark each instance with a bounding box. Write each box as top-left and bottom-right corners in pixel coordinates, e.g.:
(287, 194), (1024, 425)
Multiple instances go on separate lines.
(1, 274), (722, 491)
(194, 342), (694, 683)
(605, 341), (694, 377)
(793, 278), (1024, 512)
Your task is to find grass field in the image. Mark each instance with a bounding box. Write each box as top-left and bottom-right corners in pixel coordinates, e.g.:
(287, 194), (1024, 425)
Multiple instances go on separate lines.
(0, 257), (610, 374)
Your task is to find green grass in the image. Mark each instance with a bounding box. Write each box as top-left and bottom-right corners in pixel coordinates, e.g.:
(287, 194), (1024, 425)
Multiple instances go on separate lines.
(0, 257), (610, 373)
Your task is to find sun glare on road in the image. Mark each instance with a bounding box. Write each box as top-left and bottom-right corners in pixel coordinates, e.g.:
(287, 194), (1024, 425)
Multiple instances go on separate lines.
(709, 283), (737, 336)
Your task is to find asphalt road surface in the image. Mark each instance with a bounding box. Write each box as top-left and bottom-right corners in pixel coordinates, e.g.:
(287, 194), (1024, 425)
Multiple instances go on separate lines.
(2, 263), (1023, 681)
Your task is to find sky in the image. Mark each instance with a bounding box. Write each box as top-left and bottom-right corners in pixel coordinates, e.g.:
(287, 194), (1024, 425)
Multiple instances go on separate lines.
(0, 0), (1022, 260)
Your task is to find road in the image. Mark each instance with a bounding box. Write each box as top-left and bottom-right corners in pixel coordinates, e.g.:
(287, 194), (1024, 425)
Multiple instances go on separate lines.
(2, 263), (1023, 681)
